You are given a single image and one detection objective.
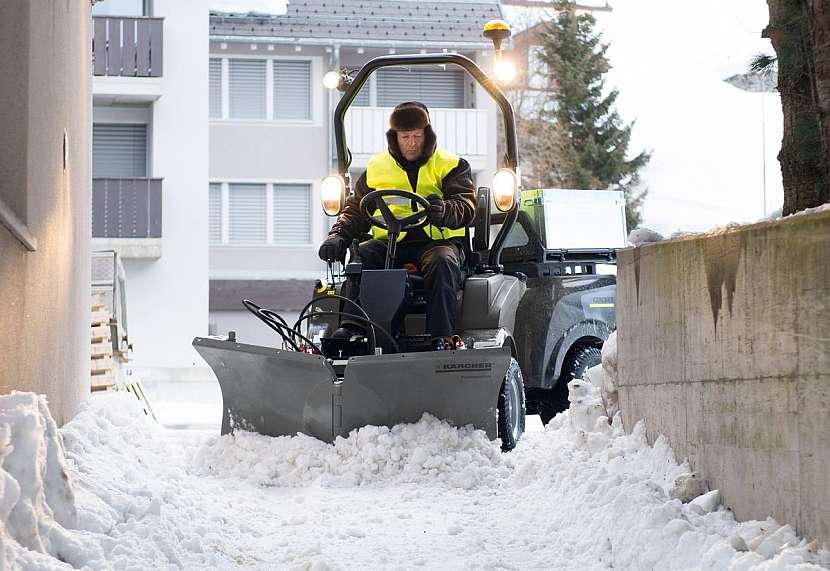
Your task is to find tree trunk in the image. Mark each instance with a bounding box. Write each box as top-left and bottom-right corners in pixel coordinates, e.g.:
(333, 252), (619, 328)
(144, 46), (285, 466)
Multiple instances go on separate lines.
(806, 0), (830, 178)
(767, 0), (829, 214)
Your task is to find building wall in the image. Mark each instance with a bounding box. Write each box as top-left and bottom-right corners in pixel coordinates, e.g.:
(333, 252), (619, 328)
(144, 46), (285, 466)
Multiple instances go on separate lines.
(616, 209), (830, 545)
(122, 0), (210, 377)
(0, 0), (91, 425)
(209, 42), (329, 281)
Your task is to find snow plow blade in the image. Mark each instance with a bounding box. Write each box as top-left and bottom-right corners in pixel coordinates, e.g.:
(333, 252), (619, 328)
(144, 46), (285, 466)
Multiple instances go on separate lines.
(193, 337), (512, 442)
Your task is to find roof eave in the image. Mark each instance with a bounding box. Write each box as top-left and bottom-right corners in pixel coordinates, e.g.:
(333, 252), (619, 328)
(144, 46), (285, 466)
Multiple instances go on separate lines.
(209, 34), (493, 50)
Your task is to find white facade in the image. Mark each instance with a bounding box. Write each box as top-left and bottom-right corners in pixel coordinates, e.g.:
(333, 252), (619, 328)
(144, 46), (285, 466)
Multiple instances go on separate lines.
(92, 0), (210, 380)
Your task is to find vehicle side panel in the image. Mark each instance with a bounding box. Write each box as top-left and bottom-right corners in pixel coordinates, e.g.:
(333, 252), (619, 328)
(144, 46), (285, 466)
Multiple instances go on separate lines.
(513, 275), (616, 389)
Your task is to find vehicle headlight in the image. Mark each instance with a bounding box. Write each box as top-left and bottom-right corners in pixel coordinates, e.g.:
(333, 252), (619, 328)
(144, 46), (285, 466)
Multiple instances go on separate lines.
(320, 175), (345, 216)
(323, 71), (341, 90)
(491, 169), (517, 212)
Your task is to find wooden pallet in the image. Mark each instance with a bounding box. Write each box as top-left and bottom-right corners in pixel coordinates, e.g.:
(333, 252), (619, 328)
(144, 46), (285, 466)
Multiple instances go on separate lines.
(91, 310), (110, 328)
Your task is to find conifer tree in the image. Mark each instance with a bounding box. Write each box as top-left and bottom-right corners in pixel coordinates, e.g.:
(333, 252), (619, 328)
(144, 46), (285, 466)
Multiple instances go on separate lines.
(522, 2), (651, 229)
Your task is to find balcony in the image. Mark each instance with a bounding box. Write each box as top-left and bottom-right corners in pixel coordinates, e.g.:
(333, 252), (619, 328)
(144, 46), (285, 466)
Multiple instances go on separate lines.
(343, 107), (490, 171)
(92, 16), (164, 104)
(92, 178), (162, 259)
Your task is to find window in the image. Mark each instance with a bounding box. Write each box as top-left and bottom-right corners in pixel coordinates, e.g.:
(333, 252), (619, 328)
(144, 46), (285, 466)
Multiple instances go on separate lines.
(273, 184), (311, 243)
(377, 69), (465, 108)
(209, 58), (222, 119)
(229, 59), (266, 119)
(209, 182), (313, 245)
(351, 77), (371, 107)
(209, 183), (222, 243)
(92, 124), (147, 178)
(212, 57), (313, 121)
(228, 183), (267, 243)
(273, 61), (311, 119)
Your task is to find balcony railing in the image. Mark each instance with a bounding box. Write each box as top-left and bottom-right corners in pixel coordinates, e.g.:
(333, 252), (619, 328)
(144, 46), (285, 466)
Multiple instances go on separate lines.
(92, 16), (163, 78)
(92, 178), (162, 239)
(343, 107), (488, 157)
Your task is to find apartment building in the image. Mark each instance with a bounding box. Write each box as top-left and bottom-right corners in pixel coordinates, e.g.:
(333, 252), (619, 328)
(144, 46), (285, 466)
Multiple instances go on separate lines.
(207, 0), (505, 345)
(91, 0), (209, 381)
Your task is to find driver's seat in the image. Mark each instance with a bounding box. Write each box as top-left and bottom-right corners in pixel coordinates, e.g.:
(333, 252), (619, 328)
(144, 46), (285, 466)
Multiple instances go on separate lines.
(400, 185), (490, 312)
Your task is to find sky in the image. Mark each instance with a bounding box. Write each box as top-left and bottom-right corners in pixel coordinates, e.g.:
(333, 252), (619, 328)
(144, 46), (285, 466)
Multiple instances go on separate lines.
(592, 1), (782, 235)
(504, 0), (780, 235)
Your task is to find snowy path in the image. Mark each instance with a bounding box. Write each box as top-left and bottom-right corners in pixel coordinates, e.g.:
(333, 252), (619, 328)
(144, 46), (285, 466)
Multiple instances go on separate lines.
(5, 392), (828, 570)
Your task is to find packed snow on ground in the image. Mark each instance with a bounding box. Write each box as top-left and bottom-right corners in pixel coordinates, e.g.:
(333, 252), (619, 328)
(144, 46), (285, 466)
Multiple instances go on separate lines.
(2, 368), (828, 569)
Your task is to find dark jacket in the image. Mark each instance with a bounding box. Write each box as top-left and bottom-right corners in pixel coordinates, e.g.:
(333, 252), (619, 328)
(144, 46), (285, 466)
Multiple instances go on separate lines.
(329, 126), (476, 243)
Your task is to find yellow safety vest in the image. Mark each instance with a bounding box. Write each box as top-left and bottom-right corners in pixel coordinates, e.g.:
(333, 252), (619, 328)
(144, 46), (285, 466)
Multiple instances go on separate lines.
(365, 148), (467, 242)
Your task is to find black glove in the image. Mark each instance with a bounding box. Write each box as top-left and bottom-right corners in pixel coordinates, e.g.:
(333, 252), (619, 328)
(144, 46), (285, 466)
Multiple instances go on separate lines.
(425, 194), (446, 227)
(318, 234), (348, 262)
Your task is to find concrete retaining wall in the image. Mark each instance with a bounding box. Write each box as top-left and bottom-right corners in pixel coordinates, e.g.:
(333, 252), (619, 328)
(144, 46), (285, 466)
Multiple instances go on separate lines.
(0, 1), (91, 425)
(616, 209), (830, 546)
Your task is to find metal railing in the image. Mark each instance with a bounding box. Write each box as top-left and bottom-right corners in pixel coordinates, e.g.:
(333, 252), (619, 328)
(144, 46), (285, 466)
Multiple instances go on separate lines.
(92, 178), (162, 238)
(92, 16), (163, 77)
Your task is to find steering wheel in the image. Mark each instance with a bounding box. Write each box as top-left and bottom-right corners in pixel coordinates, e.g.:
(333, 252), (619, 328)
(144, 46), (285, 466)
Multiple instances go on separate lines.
(359, 189), (431, 235)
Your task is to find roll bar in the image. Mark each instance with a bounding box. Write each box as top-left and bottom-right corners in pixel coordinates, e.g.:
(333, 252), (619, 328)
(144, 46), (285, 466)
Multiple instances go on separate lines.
(331, 53), (520, 269)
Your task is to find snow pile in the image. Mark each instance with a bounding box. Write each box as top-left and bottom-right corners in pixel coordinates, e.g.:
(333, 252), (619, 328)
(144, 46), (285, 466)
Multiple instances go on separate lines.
(2, 390), (828, 569)
(191, 414), (511, 489)
(628, 227), (665, 246)
(0, 392), (93, 570)
(583, 331), (619, 419)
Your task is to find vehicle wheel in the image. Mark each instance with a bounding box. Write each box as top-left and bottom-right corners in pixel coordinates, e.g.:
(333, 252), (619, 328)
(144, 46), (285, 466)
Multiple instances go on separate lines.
(498, 358), (526, 452)
(538, 345), (602, 424)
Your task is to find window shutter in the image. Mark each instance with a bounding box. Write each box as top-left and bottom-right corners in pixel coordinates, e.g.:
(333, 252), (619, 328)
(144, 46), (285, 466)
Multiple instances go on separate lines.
(92, 124), (147, 177)
(229, 59), (266, 119)
(209, 58), (222, 118)
(209, 183), (222, 243)
(273, 60), (311, 120)
(351, 83), (370, 106)
(377, 69), (464, 108)
(228, 183), (266, 243)
(273, 184), (311, 243)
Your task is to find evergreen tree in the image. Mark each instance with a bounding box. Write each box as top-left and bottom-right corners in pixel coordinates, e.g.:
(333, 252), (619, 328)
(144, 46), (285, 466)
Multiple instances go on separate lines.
(523, 2), (651, 229)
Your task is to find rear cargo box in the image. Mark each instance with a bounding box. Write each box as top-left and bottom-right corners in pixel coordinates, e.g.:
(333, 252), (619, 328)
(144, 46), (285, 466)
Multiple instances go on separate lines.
(519, 189), (628, 251)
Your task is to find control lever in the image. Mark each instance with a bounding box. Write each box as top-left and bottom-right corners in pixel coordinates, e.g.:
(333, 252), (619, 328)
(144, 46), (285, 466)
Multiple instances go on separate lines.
(345, 239), (363, 277)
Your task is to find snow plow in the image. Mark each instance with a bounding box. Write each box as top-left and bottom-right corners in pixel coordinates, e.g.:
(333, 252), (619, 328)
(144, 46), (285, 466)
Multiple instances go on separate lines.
(194, 21), (622, 451)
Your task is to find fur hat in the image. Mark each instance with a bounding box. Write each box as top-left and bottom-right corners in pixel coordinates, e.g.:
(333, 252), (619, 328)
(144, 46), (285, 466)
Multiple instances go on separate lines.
(389, 101), (430, 131)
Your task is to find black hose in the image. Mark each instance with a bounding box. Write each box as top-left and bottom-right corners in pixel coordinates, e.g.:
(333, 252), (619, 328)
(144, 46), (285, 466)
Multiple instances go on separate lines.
(253, 310), (302, 352)
(293, 311), (399, 353)
(259, 309), (322, 354)
(243, 299), (291, 332)
(296, 294), (378, 352)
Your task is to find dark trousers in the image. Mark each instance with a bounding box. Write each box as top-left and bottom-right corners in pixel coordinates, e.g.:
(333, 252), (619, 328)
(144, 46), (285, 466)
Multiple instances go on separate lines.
(347, 239), (464, 337)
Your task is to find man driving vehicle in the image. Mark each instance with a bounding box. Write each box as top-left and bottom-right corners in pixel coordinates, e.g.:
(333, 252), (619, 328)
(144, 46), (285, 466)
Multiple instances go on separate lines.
(318, 101), (477, 351)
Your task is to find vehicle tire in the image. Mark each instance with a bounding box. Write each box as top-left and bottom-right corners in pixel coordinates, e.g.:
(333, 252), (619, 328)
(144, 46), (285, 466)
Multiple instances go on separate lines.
(538, 345), (602, 425)
(498, 358), (526, 452)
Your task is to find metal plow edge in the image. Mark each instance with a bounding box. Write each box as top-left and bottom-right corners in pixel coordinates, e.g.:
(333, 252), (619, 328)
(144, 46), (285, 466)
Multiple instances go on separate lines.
(193, 337), (512, 442)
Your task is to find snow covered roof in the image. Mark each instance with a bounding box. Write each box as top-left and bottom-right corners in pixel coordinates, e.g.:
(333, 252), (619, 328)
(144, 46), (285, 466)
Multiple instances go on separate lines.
(210, 0), (504, 48)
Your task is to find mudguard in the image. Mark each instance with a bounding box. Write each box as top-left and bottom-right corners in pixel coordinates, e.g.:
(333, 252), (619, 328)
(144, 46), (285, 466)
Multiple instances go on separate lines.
(193, 337), (512, 442)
